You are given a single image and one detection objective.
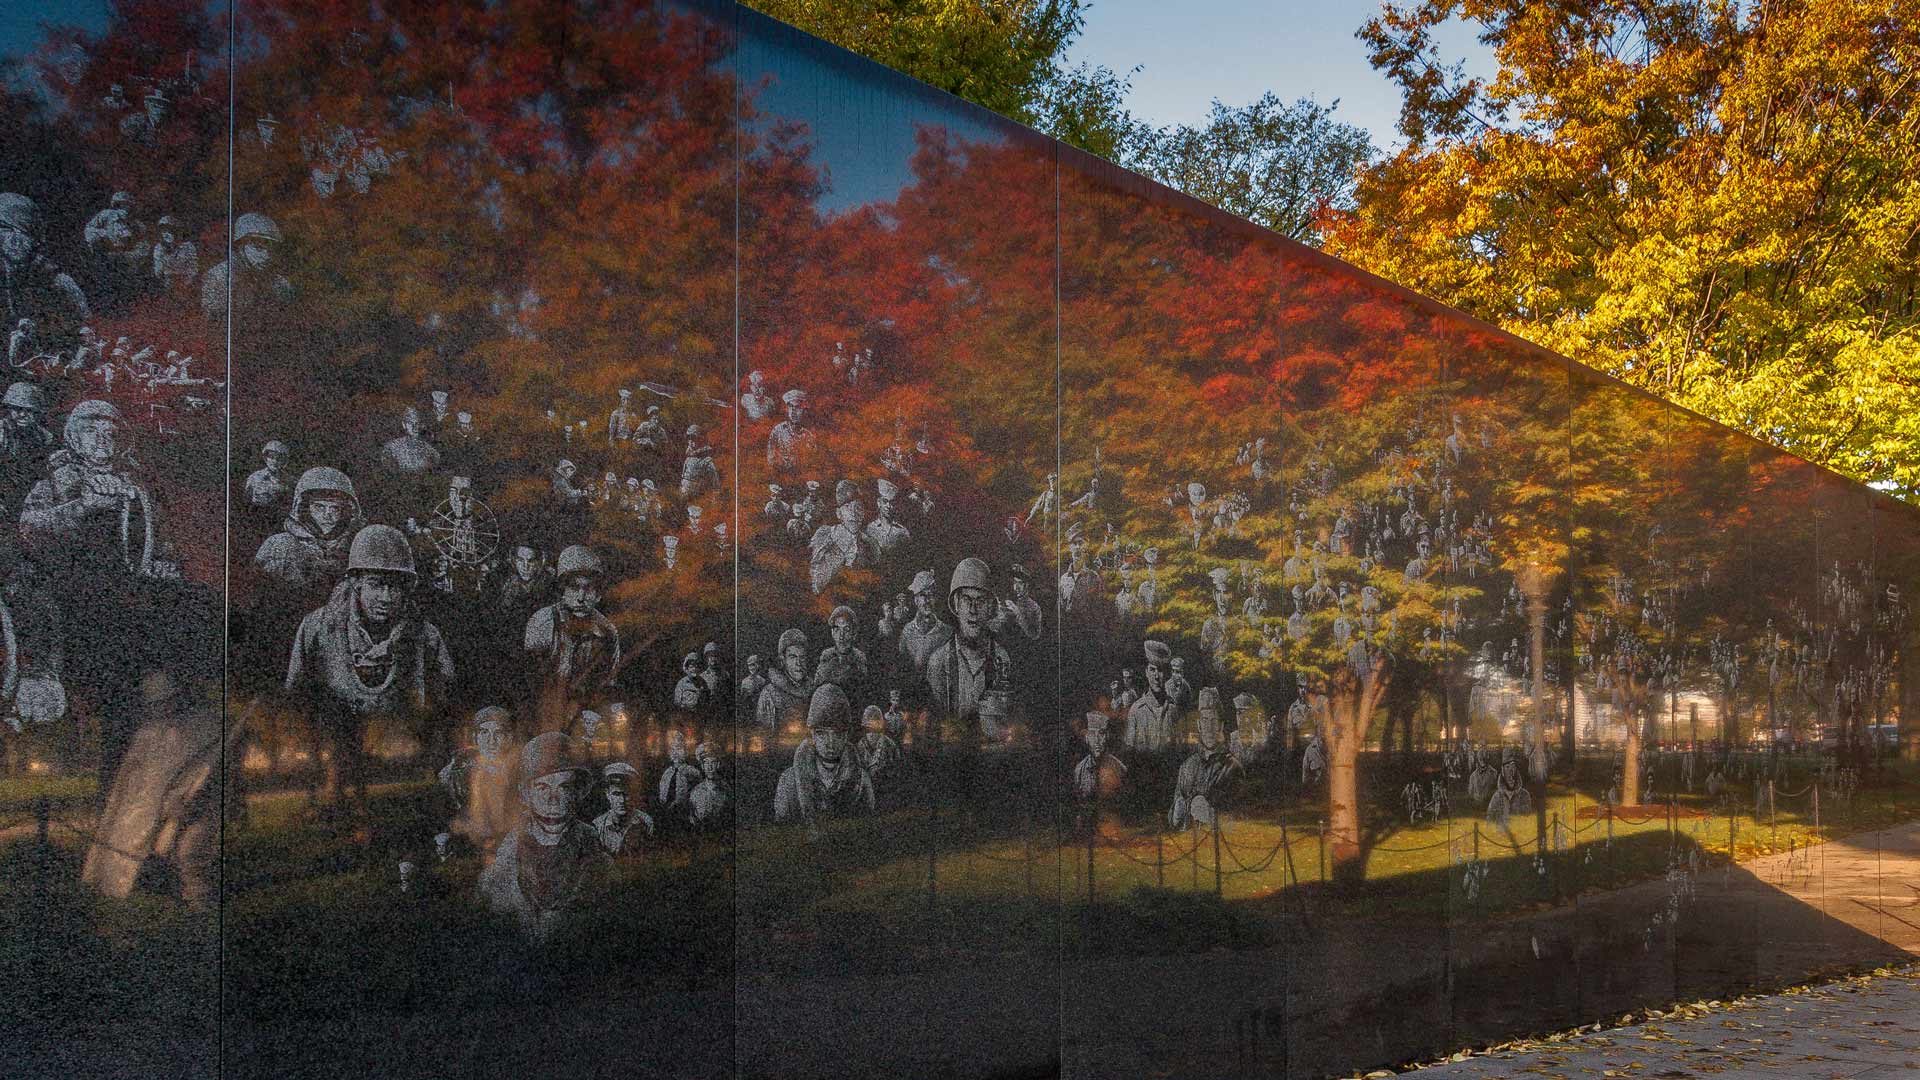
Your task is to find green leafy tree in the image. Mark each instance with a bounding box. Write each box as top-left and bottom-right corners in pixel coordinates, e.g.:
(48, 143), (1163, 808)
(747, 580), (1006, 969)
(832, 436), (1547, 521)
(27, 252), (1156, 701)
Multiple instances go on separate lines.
(1327, 0), (1920, 500)
(1133, 93), (1374, 244)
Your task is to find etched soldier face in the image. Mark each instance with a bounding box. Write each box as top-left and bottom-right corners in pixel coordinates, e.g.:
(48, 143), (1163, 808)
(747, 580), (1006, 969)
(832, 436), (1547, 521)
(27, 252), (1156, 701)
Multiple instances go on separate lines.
(512, 546), (537, 580)
(240, 235), (273, 269)
(306, 494), (350, 537)
(262, 446), (287, 469)
(605, 786), (628, 816)
(1146, 662), (1165, 693)
(812, 724), (847, 761)
(1011, 578), (1029, 600)
(72, 415), (119, 466)
(526, 770), (579, 824)
(888, 689), (901, 707)
(401, 409), (423, 437)
(668, 731), (687, 763)
(781, 642), (808, 682)
(559, 573), (601, 618)
(475, 719), (506, 759)
(0, 219), (34, 265)
(746, 654), (764, 677)
(696, 744), (717, 772)
(355, 571), (407, 625)
(837, 499), (865, 529)
(1068, 537), (1087, 568)
(1197, 710), (1223, 750)
(786, 400), (805, 425)
(5, 404), (36, 429)
(830, 618), (854, 650)
(1086, 725), (1108, 756)
(952, 587), (992, 638)
(581, 713), (601, 741)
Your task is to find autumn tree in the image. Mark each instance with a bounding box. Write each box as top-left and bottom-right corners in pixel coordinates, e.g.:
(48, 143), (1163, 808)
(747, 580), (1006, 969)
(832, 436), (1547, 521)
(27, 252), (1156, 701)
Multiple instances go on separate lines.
(1327, 0), (1920, 501)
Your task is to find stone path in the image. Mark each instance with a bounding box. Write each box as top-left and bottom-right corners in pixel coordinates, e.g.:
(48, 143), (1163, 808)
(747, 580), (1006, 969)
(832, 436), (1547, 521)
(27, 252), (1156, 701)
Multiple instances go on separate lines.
(1398, 964), (1920, 1078)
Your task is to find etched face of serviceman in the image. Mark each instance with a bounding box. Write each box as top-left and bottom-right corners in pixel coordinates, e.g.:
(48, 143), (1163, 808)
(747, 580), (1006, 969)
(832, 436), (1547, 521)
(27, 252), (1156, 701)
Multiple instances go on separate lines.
(781, 639), (808, 683)
(560, 571), (601, 619)
(526, 770), (580, 826)
(357, 571), (407, 627)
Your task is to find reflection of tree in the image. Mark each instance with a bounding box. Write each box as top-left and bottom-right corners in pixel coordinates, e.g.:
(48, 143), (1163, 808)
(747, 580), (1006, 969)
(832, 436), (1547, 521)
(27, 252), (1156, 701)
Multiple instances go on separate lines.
(1569, 373), (1671, 803)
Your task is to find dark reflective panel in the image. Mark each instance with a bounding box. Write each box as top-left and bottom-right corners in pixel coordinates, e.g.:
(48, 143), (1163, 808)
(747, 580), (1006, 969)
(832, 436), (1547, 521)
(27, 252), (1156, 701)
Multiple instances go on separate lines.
(0, 3), (228, 1076)
(1056, 151), (1475, 1077)
(222, 1), (738, 1074)
(1565, 367), (1686, 1014)
(1437, 337), (1579, 1047)
(732, 12), (1062, 1078)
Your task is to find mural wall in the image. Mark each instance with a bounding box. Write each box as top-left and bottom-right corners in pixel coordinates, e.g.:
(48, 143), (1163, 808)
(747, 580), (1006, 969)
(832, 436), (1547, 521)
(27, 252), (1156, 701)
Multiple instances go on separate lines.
(2, 2), (1916, 1078)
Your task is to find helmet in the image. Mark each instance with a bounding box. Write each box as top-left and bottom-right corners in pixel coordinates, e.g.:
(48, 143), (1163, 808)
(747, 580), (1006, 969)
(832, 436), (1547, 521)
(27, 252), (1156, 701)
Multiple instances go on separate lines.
(232, 212), (282, 244)
(62, 399), (120, 451)
(3, 383), (45, 411)
(806, 684), (852, 730)
(292, 466), (356, 506)
(554, 544), (603, 579)
(347, 524), (415, 576)
(949, 557), (990, 596)
(0, 193), (41, 236)
(261, 439), (289, 457)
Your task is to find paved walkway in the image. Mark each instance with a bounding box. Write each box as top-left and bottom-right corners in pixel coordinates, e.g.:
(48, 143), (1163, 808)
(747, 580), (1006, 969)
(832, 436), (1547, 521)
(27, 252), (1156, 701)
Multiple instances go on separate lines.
(1401, 964), (1920, 1078)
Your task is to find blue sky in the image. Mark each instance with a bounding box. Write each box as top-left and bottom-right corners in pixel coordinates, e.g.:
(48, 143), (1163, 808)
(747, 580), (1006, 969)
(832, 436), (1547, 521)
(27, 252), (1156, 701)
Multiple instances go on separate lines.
(1065, 0), (1497, 153)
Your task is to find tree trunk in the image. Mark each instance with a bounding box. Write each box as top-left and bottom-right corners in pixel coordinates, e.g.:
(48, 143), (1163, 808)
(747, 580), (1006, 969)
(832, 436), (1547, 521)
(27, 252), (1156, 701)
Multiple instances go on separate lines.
(1327, 670), (1387, 889)
(1620, 692), (1647, 805)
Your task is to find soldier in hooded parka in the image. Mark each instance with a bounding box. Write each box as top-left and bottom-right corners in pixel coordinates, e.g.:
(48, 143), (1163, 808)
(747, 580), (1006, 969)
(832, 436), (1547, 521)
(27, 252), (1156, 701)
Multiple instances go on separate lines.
(773, 684), (875, 828)
(253, 466), (364, 590)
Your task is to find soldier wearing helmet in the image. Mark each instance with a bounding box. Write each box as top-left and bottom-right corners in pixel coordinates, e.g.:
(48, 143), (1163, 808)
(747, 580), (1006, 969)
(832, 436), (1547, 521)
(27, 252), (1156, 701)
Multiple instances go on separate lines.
(926, 557), (1014, 739)
(476, 732), (611, 938)
(0, 381), (54, 504)
(243, 439), (292, 511)
(284, 523), (453, 815)
(522, 544), (620, 725)
(20, 400), (154, 573)
(253, 466), (364, 589)
(199, 211), (291, 321)
(772, 684), (875, 830)
(150, 214), (198, 295)
(0, 193), (89, 341)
